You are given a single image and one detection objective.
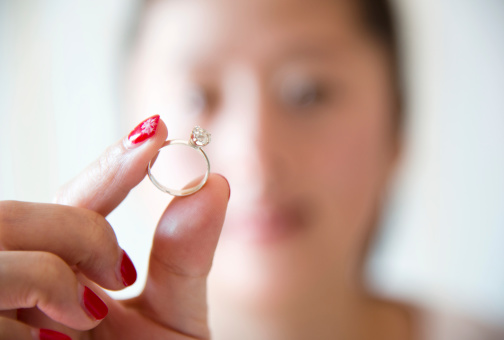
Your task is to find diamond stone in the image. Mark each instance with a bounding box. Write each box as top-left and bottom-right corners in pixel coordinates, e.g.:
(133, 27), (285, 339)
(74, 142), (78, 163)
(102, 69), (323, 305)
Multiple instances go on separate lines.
(190, 126), (211, 147)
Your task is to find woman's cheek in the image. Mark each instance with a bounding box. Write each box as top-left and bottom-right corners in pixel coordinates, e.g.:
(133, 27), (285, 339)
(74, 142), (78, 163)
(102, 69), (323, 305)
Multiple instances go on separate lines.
(308, 112), (387, 221)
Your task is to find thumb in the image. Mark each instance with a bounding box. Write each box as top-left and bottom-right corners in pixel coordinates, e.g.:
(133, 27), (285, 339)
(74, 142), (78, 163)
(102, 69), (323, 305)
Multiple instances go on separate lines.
(139, 174), (230, 339)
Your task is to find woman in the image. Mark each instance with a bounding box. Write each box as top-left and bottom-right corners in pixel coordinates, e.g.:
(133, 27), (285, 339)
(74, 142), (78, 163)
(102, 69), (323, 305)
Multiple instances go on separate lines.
(0, 0), (417, 339)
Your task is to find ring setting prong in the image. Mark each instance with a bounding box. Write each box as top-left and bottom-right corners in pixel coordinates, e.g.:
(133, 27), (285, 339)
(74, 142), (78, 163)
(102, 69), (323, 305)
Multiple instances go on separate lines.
(190, 126), (211, 147)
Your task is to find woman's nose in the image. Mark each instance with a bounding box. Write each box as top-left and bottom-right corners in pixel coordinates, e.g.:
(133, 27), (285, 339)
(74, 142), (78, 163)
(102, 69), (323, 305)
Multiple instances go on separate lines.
(210, 66), (281, 199)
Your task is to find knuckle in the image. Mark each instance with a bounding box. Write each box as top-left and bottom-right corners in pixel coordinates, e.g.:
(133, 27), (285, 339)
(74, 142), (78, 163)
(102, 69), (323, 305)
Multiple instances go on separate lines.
(21, 252), (70, 307)
(35, 252), (67, 276)
(97, 152), (112, 179)
(53, 144), (123, 205)
(86, 210), (117, 245)
(151, 250), (206, 279)
(97, 144), (122, 179)
(82, 210), (119, 264)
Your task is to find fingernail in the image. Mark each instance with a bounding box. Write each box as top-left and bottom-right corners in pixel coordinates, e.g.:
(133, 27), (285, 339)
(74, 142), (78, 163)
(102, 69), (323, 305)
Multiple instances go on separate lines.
(120, 251), (137, 287)
(220, 175), (231, 200)
(39, 329), (72, 340)
(83, 286), (108, 320)
(126, 115), (160, 148)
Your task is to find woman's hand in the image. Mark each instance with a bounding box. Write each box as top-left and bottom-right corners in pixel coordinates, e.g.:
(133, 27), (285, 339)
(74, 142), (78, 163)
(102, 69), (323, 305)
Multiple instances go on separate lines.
(0, 117), (230, 340)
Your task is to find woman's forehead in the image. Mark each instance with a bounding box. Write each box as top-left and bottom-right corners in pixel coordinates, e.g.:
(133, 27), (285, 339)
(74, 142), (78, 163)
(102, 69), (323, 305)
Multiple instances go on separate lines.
(139, 0), (364, 66)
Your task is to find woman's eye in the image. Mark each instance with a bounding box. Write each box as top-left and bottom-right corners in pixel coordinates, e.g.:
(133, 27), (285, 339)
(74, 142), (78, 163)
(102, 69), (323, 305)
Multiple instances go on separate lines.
(186, 85), (219, 116)
(186, 86), (209, 114)
(279, 79), (327, 109)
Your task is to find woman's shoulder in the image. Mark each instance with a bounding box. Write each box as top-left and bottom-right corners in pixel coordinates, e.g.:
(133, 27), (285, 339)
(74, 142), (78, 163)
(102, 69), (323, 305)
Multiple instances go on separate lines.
(362, 294), (422, 340)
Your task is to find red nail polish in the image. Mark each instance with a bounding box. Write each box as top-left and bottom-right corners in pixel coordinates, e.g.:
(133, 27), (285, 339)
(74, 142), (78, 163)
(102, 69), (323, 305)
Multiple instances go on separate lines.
(83, 286), (108, 320)
(127, 115), (160, 146)
(39, 329), (72, 340)
(120, 251), (137, 287)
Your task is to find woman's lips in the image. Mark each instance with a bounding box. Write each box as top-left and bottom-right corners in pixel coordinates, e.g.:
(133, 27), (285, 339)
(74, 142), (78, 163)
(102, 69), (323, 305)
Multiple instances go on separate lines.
(223, 208), (305, 243)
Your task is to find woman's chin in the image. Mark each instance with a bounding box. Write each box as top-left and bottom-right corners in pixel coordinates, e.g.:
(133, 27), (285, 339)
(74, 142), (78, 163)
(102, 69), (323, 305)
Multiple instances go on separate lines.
(208, 235), (315, 313)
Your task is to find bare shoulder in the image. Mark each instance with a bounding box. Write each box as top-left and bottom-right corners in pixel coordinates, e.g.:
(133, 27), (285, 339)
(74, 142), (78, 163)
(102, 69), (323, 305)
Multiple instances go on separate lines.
(362, 296), (422, 340)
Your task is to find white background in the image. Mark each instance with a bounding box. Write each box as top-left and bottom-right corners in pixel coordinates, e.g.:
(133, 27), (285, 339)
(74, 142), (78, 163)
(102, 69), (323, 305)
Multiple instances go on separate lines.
(1, 0), (503, 334)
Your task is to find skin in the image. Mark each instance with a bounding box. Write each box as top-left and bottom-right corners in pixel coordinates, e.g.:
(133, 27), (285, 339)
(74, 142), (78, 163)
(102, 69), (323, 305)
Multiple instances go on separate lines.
(0, 0), (415, 339)
(128, 0), (410, 338)
(0, 118), (230, 339)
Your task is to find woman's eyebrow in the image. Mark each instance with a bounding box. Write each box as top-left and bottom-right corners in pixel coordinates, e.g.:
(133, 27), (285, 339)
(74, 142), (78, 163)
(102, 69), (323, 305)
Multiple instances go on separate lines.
(276, 42), (343, 61)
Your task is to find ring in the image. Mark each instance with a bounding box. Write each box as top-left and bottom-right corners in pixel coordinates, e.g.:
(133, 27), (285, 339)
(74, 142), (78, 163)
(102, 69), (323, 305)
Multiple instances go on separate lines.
(148, 126), (211, 196)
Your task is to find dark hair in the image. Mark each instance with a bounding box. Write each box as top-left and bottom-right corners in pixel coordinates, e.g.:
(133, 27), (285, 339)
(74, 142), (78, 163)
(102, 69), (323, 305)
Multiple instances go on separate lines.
(358, 0), (403, 130)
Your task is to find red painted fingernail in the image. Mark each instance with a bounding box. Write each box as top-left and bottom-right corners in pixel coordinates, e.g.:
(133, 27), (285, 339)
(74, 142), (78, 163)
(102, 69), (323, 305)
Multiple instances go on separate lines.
(39, 329), (72, 340)
(83, 286), (108, 320)
(127, 115), (160, 147)
(120, 251), (137, 287)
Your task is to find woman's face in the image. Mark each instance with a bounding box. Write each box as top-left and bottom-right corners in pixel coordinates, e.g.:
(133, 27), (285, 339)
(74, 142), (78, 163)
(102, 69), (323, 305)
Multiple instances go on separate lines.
(129, 0), (398, 309)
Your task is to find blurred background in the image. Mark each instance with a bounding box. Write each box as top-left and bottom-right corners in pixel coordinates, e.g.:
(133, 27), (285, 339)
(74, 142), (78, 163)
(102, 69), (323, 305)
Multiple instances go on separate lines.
(1, 0), (503, 338)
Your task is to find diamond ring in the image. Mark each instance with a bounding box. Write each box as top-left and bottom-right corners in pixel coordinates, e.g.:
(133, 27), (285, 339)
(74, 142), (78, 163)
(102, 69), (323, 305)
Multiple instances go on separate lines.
(148, 126), (211, 196)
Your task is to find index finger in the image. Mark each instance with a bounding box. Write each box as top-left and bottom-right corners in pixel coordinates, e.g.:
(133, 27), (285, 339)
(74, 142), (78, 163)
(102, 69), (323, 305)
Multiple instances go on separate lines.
(55, 115), (167, 216)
